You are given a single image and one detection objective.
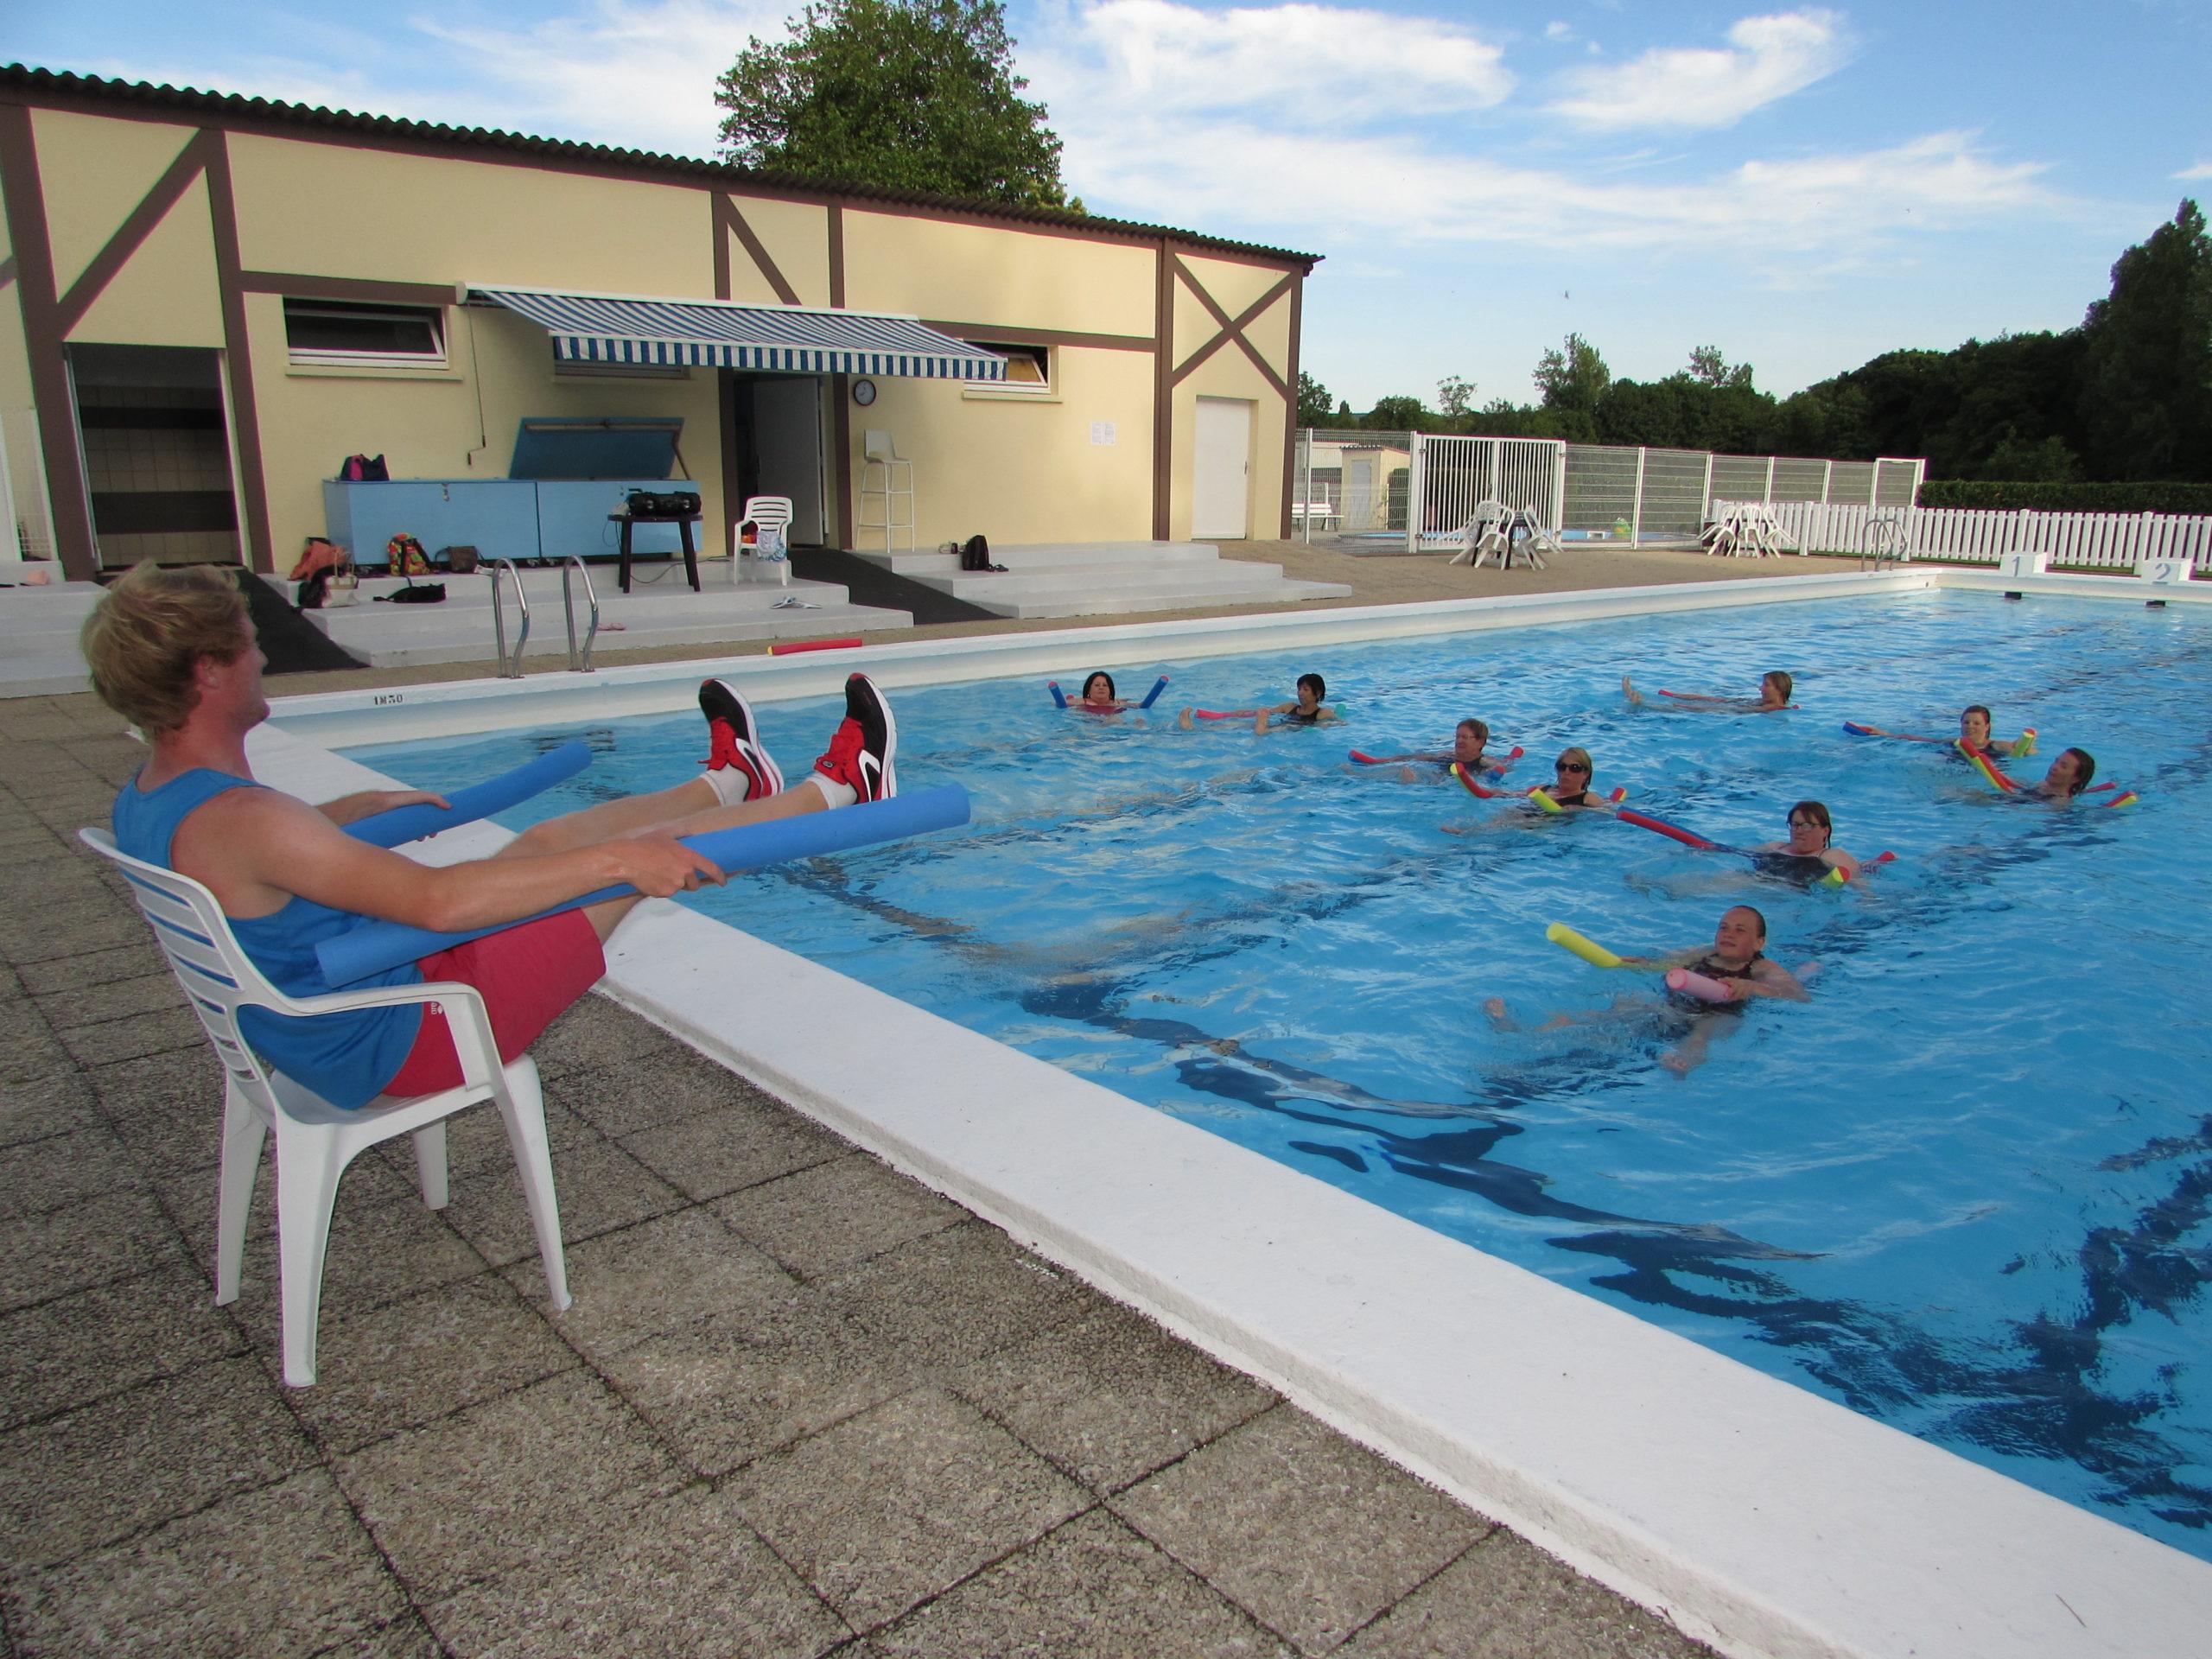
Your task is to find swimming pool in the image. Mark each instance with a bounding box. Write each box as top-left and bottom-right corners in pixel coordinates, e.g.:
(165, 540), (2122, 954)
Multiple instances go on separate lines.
(349, 589), (2212, 1563)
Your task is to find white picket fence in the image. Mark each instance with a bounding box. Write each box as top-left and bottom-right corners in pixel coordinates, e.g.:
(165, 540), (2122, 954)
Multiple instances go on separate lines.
(1733, 500), (2212, 570)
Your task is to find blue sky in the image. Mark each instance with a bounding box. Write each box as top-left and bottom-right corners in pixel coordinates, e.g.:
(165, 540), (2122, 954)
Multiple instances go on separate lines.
(7, 1), (2208, 406)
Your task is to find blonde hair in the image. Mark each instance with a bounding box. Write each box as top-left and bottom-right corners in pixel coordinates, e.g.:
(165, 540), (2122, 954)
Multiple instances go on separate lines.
(80, 563), (250, 735)
(1556, 745), (1594, 779)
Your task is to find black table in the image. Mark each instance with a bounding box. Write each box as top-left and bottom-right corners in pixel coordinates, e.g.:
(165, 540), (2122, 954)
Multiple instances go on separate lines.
(609, 511), (702, 593)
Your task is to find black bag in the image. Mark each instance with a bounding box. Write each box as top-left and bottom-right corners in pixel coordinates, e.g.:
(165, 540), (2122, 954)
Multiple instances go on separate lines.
(626, 490), (699, 518)
(440, 545), (480, 575)
(296, 568), (330, 610)
(375, 578), (446, 605)
(961, 534), (1007, 573)
(336, 453), (388, 481)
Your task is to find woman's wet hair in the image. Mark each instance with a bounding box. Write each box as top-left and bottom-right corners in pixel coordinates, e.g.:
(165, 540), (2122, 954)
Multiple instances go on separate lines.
(2061, 747), (2096, 795)
(1962, 703), (1993, 728)
(1082, 671), (1116, 702)
(1458, 717), (1490, 747)
(1298, 672), (1325, 701)
(1555, 745), (1593, 780)
(1764, 671), (1794, 703)
(1786, 799), (1833, 846)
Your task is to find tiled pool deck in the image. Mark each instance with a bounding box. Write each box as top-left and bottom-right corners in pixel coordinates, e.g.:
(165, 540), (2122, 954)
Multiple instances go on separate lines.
(0, 543), (1862, 1656)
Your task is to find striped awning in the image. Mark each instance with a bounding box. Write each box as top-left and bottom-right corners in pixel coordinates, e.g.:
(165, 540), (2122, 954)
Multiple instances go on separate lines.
(469, 285), (1005, 380)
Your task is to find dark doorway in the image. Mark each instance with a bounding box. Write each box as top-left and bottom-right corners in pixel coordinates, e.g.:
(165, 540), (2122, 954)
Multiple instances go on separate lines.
(68, 344), (238, 568)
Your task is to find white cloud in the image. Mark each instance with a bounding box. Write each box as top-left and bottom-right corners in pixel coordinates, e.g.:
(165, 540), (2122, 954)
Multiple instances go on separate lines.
(410, 0), (789, 157)
(1545, 9), (1852, 131)
(1544, 21), (1573, 41)
(2177, 161), (2212, 180)
(1031, 0), (1511, 122)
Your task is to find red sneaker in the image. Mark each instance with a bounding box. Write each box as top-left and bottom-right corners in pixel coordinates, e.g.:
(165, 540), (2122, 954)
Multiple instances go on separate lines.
(699, 678), (784, 800)
(811, 674), (897, 802)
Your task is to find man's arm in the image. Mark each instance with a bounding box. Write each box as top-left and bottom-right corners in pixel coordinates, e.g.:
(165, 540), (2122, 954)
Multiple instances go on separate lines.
(315, 789), (449, 827)
(174, 786), (720, 934)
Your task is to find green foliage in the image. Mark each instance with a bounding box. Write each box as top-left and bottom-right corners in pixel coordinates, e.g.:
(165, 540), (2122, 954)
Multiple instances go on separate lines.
(1683, 346), (1754, 391)
(1363, 394), (1433, 432)
(1296, 372), (1339, 427)
(1435, 375), (1477, 418)
(2077, 200), (2212, 480)
(1916, 480), (2212, 512)
(715, 0), (1067, 207)
(1533, 333), (1611, 412)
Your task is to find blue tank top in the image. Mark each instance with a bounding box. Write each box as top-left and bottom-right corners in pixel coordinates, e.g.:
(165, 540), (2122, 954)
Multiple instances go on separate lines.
(112, 769), (424, 1109)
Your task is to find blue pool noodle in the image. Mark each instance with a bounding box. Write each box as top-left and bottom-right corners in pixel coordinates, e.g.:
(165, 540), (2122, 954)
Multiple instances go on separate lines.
(349, 741), (592, 849)
(1048, 682), (1068, 709)
(317, 784), (971, 985)
(1138, 675), (1169, 709)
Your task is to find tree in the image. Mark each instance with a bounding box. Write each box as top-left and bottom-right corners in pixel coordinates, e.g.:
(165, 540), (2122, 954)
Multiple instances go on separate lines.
(1436, 375), (1477, 420)
(1364, 394), (1432, 433)
(1533, 333), (1611, 413)
(1297, 372), (1338, 427)
(1683, 346), (1753, 391)
(715, 0), (1068, 207)
(2077, 199), (2212, 480)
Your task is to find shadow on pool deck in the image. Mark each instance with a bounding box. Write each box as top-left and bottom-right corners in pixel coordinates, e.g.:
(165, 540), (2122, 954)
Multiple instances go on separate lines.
(0, 554), (1738, 1656)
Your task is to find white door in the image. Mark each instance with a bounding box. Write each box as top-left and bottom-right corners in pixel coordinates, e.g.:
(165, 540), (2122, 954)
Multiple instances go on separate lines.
(1344, 456), (1376, 531)
(752, 376), (825, 543)
(1192, 397), (1253, 539)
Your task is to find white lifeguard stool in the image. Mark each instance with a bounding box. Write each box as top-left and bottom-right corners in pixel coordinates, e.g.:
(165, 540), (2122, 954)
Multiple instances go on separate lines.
(858, 430), (916, 556)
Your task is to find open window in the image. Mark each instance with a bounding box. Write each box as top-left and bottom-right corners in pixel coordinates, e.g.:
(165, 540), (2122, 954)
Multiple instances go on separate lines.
(283, 299), (447, 370)
(966, 340), (1051, 395)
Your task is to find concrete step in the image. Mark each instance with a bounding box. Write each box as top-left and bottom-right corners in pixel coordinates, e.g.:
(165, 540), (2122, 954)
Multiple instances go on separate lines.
(0, 648), (94, 698)
(310, 601), (910, 669)
(851, 541), (1224, 578)
(965, 576), (1353, 620)
(913, 562), (1295, 601)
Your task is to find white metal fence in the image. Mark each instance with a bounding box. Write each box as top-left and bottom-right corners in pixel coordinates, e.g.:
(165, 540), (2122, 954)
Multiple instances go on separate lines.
(1, 407), (55, 563)
(1297, 429), (1927, 550)
(1743, 499), (2212, 569)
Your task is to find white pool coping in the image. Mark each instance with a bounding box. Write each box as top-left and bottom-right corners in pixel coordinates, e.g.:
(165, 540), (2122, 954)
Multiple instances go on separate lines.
(261, 568), (2212, 1659)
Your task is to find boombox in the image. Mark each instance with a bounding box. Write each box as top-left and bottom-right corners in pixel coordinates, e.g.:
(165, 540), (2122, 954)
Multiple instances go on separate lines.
(626, 491), (701, 518)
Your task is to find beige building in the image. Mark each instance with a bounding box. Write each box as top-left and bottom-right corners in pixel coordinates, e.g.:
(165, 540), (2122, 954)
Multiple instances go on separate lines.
(0, 66), (1317, 582)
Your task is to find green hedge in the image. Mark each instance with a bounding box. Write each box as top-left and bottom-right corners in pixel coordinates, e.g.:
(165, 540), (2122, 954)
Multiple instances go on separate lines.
(1917, 480), (2212, 513)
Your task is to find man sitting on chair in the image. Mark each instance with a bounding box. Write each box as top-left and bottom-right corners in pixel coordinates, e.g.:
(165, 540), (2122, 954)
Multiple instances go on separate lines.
(83, 563), (895, 1109)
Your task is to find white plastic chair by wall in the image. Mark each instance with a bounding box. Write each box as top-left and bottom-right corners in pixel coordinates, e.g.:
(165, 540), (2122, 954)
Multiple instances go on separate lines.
(80, 828), (572, 1388)
(736, 494), (795, 586)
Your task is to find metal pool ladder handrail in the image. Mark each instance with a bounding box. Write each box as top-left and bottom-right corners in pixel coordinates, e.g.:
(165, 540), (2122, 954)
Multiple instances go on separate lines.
(560, 555), (601, 672)
(486, 559), (529, 678)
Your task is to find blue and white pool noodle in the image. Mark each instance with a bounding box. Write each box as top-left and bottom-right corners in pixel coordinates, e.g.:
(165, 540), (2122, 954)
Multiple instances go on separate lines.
(349, 741), (592, 849)
(318, 784), (971, 985)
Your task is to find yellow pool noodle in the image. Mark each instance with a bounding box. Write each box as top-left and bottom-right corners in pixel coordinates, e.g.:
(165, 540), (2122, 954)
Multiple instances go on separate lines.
(1529, 788), (1564, 814)
(1546, 922), (1624, 969)
(2014, 727), (2037, 756)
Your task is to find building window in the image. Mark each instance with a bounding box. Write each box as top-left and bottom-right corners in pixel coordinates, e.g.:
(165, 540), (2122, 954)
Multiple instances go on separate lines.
(284, 300), (447, 369)
(968, 341), (1051, 394)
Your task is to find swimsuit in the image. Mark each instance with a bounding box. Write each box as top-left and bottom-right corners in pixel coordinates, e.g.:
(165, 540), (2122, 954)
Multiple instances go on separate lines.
(1675, 950), (1765, 1017)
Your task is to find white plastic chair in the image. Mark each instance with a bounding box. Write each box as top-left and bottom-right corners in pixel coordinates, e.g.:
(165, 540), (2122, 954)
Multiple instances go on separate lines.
(736, 494), (795, 586)
(79, 828), (571, 1388)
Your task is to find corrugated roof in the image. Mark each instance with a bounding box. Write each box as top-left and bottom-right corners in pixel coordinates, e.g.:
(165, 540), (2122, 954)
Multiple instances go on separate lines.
(0, 63), (1321, 270)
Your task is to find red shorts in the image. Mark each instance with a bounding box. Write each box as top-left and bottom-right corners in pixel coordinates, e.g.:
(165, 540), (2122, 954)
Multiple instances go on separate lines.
(381, 908), (606, 1097)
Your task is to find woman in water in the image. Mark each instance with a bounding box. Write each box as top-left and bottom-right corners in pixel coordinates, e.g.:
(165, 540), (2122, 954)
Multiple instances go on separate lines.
(1363, 717), (1516, 785)
(1071, 671), (1138, 713)
(1180, 672), (1339, 733)
(1622, 670), (1792, 712)
(1754, 799), (1861, 879)
(1524, 746), (1617, 810)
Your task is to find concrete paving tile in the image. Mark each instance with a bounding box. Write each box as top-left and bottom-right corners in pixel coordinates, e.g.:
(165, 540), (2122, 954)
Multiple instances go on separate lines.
(726, 1385), (1090, 1632)
(0, 910), (148, 963)
(527, 994), (673, 1082)
(311, 1614), (448, 1658)
(1111, 1407), (1487, 1655)
(600, 1288), (913, 1478)
(372, 1096), (601, 1184)
(32, 969), (181, 1031)
(88, 1042), (223, 1126)
(949, 1300), (1279, 1495)
(0, 1072), (103, 1151)
(0, 1261), (243, 1432)
(712, 1152), (966, 1282)
(0, 1006), (68, 1088)
(617, 1097), (845, 1204)
(820, 1223), (1094, 1371)
(501, 1205), (791, 1363)
(440, 1137), (685, 1269)
(14, 939), (166, 995)
(0, 1120), (145, 1219)
(0, 1187), (185, 1315)
(273, 1272), (580, 1456)
(335, 1369), (688, 1604)
(3, 1467), (407, 1658)
(862, 1507), (1284, 1659)
(1336, 1529), (1713, 1658)
(548, 1041), (789, 1139)
(0, 1357), (313, 1570)
(56, 1004), (206, 1068)
(424, 1484), (848, 1659)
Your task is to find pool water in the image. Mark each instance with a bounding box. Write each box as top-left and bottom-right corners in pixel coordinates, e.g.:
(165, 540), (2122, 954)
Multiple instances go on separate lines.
(350, 592), (2212, 1559)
